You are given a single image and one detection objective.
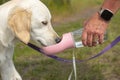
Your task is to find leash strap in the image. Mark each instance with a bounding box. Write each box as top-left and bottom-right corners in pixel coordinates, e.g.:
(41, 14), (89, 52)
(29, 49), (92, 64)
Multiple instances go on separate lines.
(68, 53), (77, 80)
(27, 36), (120, 63)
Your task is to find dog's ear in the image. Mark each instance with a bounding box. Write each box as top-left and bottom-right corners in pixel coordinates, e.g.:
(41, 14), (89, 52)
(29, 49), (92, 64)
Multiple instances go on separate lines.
(8, 8), (31, 44)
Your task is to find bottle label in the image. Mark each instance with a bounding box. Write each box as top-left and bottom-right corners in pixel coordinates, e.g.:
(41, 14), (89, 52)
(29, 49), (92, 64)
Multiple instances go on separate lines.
(75, 41), (84, 48)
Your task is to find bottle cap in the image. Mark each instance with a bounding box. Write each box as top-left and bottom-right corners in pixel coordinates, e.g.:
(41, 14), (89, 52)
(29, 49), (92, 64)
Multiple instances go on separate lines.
(42, 33), (75, 55)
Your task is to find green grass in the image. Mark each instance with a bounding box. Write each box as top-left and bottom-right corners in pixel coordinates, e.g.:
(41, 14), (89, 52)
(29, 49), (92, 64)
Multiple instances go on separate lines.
(41, 0), (103, 22)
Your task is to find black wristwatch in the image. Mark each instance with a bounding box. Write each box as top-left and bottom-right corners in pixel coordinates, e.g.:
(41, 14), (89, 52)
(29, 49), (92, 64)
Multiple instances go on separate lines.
(99, 8), (113, 21)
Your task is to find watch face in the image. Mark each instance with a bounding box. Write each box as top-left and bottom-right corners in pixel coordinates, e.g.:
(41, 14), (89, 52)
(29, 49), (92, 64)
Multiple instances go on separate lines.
(101, 10), (113, 21)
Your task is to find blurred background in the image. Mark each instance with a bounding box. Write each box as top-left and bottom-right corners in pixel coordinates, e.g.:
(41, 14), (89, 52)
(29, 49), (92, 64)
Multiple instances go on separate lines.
(0, 0), (120, 80)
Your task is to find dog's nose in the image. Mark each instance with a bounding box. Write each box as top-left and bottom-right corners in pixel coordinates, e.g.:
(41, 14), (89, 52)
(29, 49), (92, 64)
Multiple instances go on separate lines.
(55, 37), (61, 43)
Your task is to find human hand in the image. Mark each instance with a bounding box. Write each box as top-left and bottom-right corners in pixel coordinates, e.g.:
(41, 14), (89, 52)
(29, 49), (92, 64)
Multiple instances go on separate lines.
(82, 12), (109, 47)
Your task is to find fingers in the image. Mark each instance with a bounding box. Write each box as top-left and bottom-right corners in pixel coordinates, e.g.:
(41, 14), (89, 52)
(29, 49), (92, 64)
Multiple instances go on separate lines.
(98, 33), (104, 44)
(87, 32), (93, 47)
(82, 30), (94, 47)
(82, 30), (104, 47)
(82, 31), (87, 46)
(92, 34), (98, 46)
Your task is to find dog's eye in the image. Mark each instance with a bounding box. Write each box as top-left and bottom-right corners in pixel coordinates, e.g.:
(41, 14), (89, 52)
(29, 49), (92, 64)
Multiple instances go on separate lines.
(41, 21), (48, 25)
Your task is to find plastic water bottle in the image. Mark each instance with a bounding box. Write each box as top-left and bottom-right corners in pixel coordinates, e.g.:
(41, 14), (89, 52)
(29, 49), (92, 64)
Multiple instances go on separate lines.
(71, 28), (84, 48)
(42, 28), (107, 54)
(72, 28), (107, 48)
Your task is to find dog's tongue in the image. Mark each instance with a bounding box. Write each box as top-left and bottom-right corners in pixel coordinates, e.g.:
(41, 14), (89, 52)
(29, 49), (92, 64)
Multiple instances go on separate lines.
(42, 33), (75, 55)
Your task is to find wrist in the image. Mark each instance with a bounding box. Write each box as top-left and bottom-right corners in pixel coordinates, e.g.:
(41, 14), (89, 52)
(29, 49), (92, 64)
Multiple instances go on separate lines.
(101, 0), (120, 14)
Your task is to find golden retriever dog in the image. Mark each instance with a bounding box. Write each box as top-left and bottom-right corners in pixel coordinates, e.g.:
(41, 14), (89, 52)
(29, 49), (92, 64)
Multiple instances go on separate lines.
(0, 0), (60, 80)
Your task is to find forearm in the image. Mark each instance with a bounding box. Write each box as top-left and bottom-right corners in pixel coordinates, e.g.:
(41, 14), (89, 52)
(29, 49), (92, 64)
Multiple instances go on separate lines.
(102, 0), (120, 14)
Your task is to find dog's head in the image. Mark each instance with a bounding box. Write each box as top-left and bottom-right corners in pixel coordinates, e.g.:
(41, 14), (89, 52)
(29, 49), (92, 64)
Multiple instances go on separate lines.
(8, 1), (61, 46)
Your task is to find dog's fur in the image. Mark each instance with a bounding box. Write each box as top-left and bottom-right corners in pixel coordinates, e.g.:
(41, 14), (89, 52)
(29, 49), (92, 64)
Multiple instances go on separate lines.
(0, 0), (59, 80)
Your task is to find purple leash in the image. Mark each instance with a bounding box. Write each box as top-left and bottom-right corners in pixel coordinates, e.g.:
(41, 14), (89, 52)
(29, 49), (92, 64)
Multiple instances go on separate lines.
(27, 36), (120, 63)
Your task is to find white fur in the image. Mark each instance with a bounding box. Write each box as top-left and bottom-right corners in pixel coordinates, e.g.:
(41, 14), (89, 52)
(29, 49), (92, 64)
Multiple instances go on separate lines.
(0, 0), (59, 80)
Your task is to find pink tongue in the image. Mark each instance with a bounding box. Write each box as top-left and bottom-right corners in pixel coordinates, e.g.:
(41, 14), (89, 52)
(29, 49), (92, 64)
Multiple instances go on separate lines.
(42, 33), (75, 55)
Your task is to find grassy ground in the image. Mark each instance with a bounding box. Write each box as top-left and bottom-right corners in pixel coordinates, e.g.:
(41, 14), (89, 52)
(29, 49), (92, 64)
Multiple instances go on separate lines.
(0, 0), (120, 80)
(41, 0), (103, 24)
